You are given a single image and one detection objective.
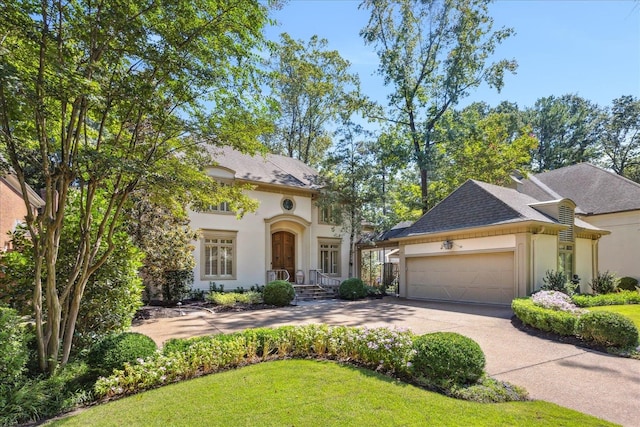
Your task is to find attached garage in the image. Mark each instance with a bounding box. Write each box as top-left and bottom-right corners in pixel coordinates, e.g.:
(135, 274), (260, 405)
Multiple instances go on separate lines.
(406, 252), (515, 305)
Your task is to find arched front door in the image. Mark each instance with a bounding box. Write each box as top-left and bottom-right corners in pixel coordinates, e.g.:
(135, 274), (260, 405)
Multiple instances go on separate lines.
(272, 231), (295, 282)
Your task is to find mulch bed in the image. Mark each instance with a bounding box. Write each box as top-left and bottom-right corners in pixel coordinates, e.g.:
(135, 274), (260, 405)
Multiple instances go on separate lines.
(132, 301), (278, 325)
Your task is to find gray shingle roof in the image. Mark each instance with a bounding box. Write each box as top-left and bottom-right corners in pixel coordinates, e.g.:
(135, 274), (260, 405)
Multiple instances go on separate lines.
(398, 180), (556, 237)
(521, 163), (640, 215)
(206, 146), (322, 190)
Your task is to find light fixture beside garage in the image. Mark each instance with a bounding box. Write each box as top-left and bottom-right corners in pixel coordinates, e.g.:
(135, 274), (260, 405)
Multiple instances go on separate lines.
(441, 240), (454, 250)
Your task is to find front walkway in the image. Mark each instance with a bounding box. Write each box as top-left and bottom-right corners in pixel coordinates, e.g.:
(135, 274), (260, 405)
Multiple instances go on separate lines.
(132, 298), (639, 427)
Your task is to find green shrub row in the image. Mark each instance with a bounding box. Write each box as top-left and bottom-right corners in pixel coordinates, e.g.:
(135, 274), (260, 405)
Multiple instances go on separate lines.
(206, 291), (263, 306)
(572, 290), (640, 307)
(94, 325), (514, 402)
(86, 332), (158, 377)
(511, 298), (577, 336)
(512, 298), (640, 350)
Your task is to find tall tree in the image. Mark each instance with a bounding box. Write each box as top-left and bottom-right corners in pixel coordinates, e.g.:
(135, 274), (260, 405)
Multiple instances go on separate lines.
(0, 0), (271, 373)
(600, 95), (640, 179)
(432, 105), (537, 200)
(525, 94), (603, 172)
(266, 33), (360, 167)
(360, 0), (516, 212)
(321, 122), (377, 277)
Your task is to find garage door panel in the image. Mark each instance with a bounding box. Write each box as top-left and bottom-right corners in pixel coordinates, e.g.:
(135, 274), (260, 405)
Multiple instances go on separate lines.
(407, 252), (514, 305)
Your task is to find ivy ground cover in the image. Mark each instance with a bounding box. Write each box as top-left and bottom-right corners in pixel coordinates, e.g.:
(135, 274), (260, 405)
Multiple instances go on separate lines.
(47, 360), (614, 427)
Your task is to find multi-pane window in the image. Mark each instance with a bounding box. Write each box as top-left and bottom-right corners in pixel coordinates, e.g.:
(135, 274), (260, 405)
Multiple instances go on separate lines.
(210, 200), (231, 213)
(319, 206), (337, 224)
(319, 240), (340, 275)
(202, 231), (236, 279)
(559, 243), (574, 280)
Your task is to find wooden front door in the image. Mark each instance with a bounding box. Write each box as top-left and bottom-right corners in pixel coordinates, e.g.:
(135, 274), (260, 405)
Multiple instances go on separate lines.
(272, 231), (295, 282)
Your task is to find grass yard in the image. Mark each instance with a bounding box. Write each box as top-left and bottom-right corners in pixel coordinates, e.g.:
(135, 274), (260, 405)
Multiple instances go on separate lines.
(48, 360), (614, 427)
(589, 304), (640, 329)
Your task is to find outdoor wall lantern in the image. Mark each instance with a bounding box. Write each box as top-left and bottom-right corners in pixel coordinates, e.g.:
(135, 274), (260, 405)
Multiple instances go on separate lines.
(441, 240), (454, 250)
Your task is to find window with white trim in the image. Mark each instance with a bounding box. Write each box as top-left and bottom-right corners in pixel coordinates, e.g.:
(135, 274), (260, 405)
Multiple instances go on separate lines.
(319, 206), (338, 224)
(319, 239), (341, 276)
(201, 230), (237, 280)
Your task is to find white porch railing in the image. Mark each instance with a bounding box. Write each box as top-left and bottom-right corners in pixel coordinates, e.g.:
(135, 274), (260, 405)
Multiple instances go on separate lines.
(266, 269), (290, 283)
(308, 269), (341, 291)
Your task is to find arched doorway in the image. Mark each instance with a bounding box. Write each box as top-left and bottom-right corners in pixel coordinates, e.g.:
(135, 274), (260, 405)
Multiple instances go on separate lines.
(271, 231), (295, 282)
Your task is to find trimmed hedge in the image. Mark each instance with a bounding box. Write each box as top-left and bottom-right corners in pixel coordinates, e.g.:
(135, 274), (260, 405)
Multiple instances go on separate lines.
(511, 298), (577, 336)
(411, 332), (485, 389)
(576, 311), (639, 349)
(263, 280), (295, 306)
(572, 290), (640, 307)
(618, 277), (639, 292)
(87, 332), (158, 377)
(338, 278), (368, 300)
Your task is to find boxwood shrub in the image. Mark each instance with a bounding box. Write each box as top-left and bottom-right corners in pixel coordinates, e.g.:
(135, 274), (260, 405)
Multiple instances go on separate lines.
(572, 290), (640, 307)
(575, 311), (639, 349)
(618, 277), (639, 292)
(410, 332), (485, 390)
(338, 278), (368, 300)
(511, 298), (577, 336)
(263, 280), (295, 306)
(87, 332), (157, 376)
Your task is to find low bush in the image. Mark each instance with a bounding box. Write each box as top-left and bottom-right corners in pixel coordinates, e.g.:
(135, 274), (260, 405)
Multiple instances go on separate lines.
(410, 332), (485, 390)
(572, 290), (640, 307)
(87, 332), (157, 377)
(0, 307), (29, 385)
(511, 298), (577, 336)
(450, 376), (528, 403)
(575, 311), (639, 349)
(618, 277), (639, 292)
(540, 270), (573, 294)
(589, 271), (619, 295)
(338, 278), (368, 300)
(263, 281), (295, 306)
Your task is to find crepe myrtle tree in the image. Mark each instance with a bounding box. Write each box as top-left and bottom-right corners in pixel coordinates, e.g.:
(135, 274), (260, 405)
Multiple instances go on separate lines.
(0, 0), (272, 373)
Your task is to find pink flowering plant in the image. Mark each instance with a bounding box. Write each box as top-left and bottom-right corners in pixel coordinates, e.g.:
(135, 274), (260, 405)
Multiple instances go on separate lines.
(532, 290), (586, 314)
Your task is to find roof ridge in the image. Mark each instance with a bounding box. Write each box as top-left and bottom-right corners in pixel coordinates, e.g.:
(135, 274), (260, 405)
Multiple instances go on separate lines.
(470, 180), (528, 220)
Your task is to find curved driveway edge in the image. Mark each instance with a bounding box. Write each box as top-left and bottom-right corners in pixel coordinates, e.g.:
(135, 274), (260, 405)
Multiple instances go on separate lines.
(131, 297), (639, 426)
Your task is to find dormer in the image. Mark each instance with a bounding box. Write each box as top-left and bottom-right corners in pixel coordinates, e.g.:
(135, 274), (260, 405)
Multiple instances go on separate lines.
(529, 199), (576, 242)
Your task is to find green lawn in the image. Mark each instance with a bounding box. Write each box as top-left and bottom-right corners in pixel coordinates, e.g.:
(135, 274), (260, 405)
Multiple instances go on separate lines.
(48, 360), (614, 427)
(589, 304), (640, 329)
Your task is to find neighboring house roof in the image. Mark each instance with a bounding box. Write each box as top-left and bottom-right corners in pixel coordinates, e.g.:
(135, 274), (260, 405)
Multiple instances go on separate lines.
(206, 146), (322, 191)
(0, 173), (45, 208)
(398, 180), (561, 238)
(520, 163), (640, 215)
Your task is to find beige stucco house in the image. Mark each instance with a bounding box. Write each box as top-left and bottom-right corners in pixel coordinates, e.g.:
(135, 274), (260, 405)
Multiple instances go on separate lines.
(393, 179), (608, 305)
(518, 163), (640, 282)
(188, 147), (350, 291)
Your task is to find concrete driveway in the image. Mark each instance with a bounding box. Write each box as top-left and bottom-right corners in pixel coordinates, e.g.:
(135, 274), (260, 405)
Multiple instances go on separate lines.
(131, 298), (640, 426)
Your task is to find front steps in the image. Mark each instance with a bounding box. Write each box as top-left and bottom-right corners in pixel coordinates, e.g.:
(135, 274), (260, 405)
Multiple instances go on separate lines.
(293, 284), (338, 301)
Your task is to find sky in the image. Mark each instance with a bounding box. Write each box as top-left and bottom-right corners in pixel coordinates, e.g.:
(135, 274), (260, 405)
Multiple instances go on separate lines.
(264, 0), (640, 110)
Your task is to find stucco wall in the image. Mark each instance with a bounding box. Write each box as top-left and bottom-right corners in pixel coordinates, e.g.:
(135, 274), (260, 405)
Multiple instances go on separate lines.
(403, 234), (516, 256)
(575, 237), (595, 293)
(531, 234), (556, 291)
(584, 211), (640, 280)
(190, 188), (350, 291)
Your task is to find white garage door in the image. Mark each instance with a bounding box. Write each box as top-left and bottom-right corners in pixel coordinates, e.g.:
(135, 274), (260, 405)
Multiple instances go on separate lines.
(406, 252), (514, 305)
